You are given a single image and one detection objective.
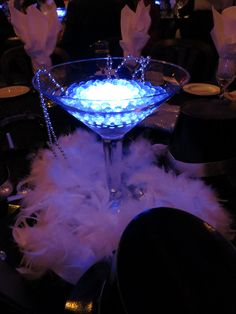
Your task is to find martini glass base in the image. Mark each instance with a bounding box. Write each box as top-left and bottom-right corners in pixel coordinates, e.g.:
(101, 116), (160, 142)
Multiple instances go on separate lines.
(103, 138), (146, 213)
(108, 189), (122, 213)
(109, 187), (145, 213)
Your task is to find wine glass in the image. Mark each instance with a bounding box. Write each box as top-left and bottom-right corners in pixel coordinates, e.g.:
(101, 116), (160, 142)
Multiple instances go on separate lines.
(159, 0), (171, 18)
(16, 178), (34, 196)
(216, 57), (236, 99)
(93, 40), (110, 58)
(173, 0), (189, 18)
(0, 179), (13, 198)
(32, 56), (190, 210)
(93, 40), (110, 74)
(0, 164), (13, 198)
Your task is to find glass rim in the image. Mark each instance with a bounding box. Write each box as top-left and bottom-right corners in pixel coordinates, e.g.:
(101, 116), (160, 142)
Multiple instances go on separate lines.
(32, 57), (190, 104)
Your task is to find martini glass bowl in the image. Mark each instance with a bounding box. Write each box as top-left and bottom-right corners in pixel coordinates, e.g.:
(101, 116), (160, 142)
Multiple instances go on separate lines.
(32, 56), (190, 209)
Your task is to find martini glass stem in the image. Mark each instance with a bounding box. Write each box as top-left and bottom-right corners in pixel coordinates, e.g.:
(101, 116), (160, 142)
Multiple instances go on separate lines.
(103, 139), (123, 210)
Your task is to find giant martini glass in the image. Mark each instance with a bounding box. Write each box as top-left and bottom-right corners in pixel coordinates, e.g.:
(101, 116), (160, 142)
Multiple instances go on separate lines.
(33, 56), (190, 209)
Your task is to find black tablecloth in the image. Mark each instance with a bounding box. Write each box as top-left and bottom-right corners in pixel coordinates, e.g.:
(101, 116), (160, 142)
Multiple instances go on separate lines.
(0, 88), (236, 313)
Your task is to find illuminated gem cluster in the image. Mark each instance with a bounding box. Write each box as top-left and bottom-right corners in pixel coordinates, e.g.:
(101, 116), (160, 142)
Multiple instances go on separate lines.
(61, 78), (169, 139)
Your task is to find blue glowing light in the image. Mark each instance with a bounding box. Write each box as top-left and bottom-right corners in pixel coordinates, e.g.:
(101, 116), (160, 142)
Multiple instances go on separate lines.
(56, 7), (67, 21)
(59, 78), (171, 139)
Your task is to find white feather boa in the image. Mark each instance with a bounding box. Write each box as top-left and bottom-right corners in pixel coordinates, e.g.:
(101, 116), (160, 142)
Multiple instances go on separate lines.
(12, 129), (234, 284)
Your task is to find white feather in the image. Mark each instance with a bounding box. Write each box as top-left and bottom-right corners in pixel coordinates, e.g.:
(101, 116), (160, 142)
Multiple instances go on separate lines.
(12, 129), (234, 284)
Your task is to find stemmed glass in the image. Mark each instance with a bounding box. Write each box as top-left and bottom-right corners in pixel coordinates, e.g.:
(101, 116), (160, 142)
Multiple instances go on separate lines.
(173, 0), (189, 18)
(93, 40), (110, 75)
(32, 56), (189, 210)
(0, 164), (13, 198)
(216, 57), (236, 99)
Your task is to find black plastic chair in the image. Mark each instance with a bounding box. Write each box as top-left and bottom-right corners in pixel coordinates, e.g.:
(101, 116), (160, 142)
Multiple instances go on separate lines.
(0, 45), (70, 86)
(0, 112), (48, 153)
(149, 38), (217, 82)
(0, 45), (34, 86)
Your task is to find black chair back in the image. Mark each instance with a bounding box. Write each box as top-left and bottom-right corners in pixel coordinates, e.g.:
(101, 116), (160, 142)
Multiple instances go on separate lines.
(0, 45), (70, 86)
(149, 38), (217, 82)
(0, 45), (34, 86)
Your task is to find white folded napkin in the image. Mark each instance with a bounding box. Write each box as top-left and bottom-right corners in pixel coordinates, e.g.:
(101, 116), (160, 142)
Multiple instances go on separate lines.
(211, 6), (236, 59)
(120, 0), (151, 57)
(8, 0), (61, 72)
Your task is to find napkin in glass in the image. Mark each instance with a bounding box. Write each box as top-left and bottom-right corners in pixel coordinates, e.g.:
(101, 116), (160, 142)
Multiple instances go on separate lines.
(8, 0), (61, 72)
(211, 5), (236, 59)
(120, 0), (151, 57)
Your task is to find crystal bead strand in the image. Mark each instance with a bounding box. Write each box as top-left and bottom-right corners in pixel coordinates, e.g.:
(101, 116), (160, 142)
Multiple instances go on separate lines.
(114, 55), (151, 81)
(114, 55), (139, 77)
(106, 55), (113, 78)
(36, 69), (66, 159)
(132, 56), (151, 81)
